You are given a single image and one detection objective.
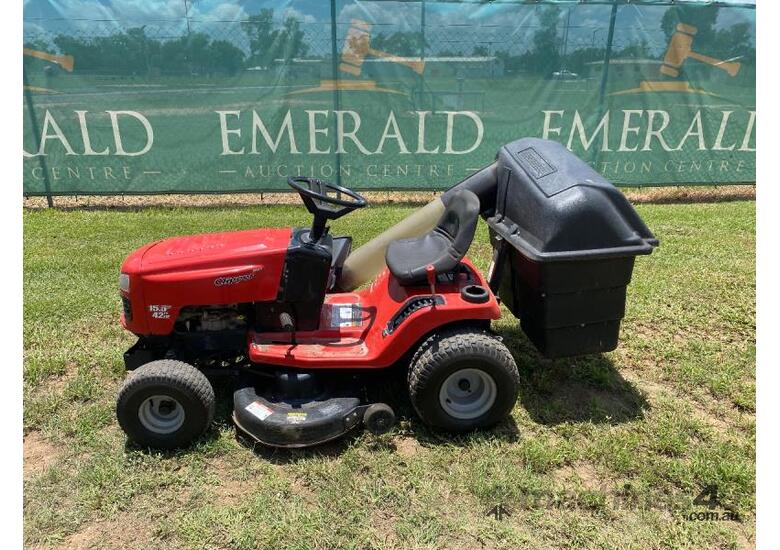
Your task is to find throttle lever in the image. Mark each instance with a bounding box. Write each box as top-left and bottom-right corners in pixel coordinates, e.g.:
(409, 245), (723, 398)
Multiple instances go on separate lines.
(426, 265), (437, 307)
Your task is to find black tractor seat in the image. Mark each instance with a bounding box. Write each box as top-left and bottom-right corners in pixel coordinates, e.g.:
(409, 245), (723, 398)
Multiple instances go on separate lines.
(385, 189), (480, 285)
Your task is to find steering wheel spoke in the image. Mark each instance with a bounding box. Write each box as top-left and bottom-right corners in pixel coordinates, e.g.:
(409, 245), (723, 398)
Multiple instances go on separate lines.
(287, 177), (368, 242)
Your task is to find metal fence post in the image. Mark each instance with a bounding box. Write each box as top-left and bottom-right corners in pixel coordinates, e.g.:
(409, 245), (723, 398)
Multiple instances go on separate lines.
(590, 0), (620, 169)
(598, 0), (619, 105)
(419, 0), (426, 109)
(329, 0), (342, 187)
(23, 71), (54, 208)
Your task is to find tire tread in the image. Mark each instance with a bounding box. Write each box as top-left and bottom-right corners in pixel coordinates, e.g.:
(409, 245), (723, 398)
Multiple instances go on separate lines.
(407, 327), (519, 430)
(116, 359), (215, 448)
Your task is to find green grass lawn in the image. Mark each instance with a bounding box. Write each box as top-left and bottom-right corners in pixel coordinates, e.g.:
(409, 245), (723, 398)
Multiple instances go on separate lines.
(23, 199), (755, 549)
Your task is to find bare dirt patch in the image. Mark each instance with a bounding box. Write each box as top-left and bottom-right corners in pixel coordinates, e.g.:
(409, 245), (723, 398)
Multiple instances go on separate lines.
(204, 456), (261, 507)
(394, 436), (424, 459)
(734, 522), (756, 550)
(625, 374), (748, 434)
(211, 475), (253, 507)
(23, 432), (61, 479)
(206, 455), (293, 508)
(552, 462), (604, 491)
(290, 477), (318, 504)
(623, 184), (754, 204)
(46, 369), (78, 395)
(58, 512), (154, 550)
(368, 508), (400, 547)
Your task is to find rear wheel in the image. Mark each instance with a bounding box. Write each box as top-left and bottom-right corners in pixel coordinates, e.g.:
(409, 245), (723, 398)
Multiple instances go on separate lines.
(116, 360), (215, 449)
(408, 328), (519, 432)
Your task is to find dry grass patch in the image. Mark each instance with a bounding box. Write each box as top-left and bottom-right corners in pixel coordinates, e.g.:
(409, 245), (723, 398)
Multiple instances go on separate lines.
(24, 184), (754, 210)
(23, 432), (61, 480)
(57, 511), (154, 550)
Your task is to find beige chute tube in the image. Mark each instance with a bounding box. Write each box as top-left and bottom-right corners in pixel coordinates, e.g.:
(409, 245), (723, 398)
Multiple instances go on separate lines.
(339, 161), (497, 291)
(339, 197), (446, 291)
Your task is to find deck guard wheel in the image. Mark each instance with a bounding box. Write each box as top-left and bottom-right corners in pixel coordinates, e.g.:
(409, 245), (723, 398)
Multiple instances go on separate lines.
(116, 360), (215, 449)
(363, 403), (396, 435)
(408, 328), (519, 432)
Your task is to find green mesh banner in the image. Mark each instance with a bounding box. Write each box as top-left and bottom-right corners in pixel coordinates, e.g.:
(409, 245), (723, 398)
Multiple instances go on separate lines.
(23, 1), (756, 195)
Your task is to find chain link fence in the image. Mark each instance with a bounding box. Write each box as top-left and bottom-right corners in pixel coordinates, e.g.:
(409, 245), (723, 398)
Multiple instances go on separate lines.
(23, 0), (756, 197)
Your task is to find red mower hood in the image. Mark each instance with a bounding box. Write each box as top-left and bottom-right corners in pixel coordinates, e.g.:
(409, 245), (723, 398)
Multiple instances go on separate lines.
(134, 227), (292, 273)
(119, 227), (292, 336)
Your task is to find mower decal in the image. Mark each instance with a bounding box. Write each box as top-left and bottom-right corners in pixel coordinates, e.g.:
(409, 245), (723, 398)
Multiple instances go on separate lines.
(148, 304), (172, 319)
(287, 411), (307, 424)
(325, 303), (362, 329)
(213, 268), (261, 287)
(245, 400), (274, 421)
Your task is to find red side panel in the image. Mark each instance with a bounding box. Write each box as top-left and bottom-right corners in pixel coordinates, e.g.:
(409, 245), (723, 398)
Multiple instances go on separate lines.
(121, 228), (291, 335)
(248, 257), (500, 369)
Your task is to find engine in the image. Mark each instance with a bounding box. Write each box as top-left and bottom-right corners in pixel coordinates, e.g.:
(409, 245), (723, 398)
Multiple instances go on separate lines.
(175, 306), (248, 333)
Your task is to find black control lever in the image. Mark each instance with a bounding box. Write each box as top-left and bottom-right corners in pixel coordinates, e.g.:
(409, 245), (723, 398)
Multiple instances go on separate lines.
(279, 312), (296, 345)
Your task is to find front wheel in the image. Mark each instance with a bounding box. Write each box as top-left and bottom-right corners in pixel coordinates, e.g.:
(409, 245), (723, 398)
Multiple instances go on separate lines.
(116, 360), (215, 449)
(408, 328), (519, 432)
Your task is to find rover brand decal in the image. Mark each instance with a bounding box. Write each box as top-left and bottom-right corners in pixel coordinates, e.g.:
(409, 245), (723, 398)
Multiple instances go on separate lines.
(149, 304), (172, 319)
(214, 268), (260, 287)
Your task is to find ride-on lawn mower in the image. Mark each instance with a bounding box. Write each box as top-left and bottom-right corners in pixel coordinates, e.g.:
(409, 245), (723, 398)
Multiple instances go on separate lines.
(116, 138), (658, 449)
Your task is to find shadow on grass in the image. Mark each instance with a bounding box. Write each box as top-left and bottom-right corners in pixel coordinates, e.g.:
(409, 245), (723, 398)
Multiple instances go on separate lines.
(496, 326), (649, 425)
(225, 365), (521, 464)
(517, 354), (649, 425)
(124, 329), (644, 460)
(237, 416), (522, 465)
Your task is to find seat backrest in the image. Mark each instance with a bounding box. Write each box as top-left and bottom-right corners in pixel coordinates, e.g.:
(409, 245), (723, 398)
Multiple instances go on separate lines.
(437, 189), (480, 257)
(384, 189), (481, 285)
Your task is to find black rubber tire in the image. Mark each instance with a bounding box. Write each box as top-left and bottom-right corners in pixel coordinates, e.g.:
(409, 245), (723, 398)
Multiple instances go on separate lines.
(116, 360), (215, 450)
(408, 328), (519, 432)
(363, 403), (396, 435)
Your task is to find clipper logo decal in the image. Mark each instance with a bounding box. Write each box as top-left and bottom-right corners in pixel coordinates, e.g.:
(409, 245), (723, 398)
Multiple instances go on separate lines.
(214, 269), (260, 287)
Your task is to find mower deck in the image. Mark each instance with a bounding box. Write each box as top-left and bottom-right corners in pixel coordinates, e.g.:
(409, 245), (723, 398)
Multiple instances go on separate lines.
(233, 385), (364, 448)
(232, 368), (397, 447)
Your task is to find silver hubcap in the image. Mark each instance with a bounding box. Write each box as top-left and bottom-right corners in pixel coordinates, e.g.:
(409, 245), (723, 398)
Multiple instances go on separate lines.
(438, 368), (497, 420)
(138, 395), (185, 434)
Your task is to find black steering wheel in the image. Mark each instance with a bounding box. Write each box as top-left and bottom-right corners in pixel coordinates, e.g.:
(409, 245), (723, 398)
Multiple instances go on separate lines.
(287, 177), (368, 242)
